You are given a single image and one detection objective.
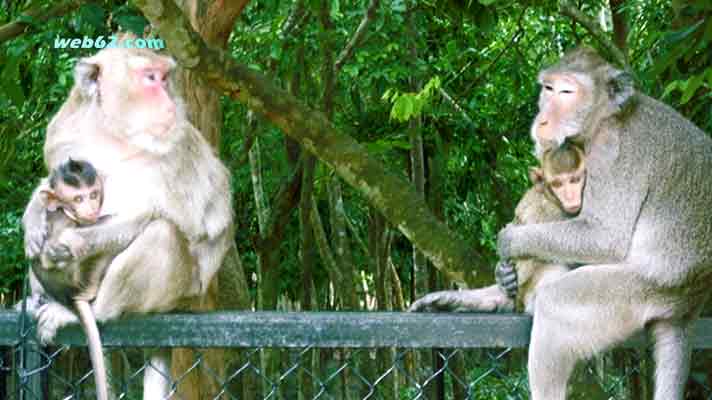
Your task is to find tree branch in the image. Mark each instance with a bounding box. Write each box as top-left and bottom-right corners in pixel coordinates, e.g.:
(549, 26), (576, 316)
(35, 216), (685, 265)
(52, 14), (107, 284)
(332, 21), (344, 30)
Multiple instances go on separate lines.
(334, 0), (380, 73)
(310, 198), (343, 283)
(462, 9), (526, 94)
(438, 88), (474, 128)
(280, 0), (309, 39)
(0, 0), (85, 44)
(134, 0), (480, 285)
(559, 0), (628, 68)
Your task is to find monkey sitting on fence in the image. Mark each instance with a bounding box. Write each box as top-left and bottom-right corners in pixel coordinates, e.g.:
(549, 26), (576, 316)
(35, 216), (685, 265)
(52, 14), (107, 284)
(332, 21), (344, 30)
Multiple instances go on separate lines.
(32, 158), (111, 400)
(21, 34), (233, 400)
(410, 141), (586, 314)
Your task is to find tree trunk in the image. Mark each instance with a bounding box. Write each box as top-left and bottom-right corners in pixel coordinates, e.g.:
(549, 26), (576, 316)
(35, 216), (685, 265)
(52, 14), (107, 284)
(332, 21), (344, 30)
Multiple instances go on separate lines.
(170, 2), (250, 398)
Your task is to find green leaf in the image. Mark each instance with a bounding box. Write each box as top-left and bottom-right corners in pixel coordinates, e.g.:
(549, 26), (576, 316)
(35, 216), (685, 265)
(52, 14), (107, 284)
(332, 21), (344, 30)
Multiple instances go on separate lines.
(79, 4), (106, 30)
(391, 95), (414, 122)
(114, 14), (148, 35)
(681, 74), (705, 104)
(663, 19), (704, 45)
(15, 14), (39, 27)
(479, 0), (497, 5)
(1, 57), (24, 106)
(391, 0), (406, 13)
(661, 80), (680, 99)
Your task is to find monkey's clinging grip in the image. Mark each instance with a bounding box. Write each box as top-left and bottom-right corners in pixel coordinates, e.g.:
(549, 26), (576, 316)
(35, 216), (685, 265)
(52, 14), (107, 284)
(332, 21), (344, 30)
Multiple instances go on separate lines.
(495, 260), (518, 298)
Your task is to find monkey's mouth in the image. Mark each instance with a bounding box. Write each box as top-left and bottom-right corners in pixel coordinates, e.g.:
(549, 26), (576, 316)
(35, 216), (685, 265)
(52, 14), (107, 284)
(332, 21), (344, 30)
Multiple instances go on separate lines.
(563, 205), (581, 215)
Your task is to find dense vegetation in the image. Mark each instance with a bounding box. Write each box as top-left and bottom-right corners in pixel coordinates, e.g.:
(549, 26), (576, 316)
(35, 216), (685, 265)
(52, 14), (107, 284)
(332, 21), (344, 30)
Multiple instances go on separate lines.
(0, 1), (712, 309)
(0, 0), (710, 314)
(1, 1), (711, 398)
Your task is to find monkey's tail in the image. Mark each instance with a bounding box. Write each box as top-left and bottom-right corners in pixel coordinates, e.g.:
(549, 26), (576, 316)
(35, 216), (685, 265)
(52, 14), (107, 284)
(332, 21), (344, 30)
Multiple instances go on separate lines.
(75, 300), (109, 400)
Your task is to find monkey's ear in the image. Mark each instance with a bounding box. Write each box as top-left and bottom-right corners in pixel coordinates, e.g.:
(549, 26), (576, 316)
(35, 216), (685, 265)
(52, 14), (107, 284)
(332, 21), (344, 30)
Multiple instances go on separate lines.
(604, 67), (635, 115)
(529, 167), (546, 193)
(74, 58), (101, 100)
(39, 190), (60, 211)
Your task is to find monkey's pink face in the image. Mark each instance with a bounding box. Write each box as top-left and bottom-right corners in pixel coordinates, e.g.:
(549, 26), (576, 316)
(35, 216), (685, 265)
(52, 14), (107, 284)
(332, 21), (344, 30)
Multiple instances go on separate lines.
(547, 169), (585, 215)
(100, 56), (178, 139)
(532, 72), (591, 151)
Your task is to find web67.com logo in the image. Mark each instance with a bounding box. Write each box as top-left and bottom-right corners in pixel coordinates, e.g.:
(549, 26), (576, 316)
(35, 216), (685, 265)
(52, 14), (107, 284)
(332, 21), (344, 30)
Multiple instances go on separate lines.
(54, 36), (165, 50)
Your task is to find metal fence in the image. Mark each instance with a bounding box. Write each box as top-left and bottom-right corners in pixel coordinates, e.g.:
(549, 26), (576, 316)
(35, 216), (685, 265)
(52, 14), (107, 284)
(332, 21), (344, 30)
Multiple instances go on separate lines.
(1, 310), (712, 399)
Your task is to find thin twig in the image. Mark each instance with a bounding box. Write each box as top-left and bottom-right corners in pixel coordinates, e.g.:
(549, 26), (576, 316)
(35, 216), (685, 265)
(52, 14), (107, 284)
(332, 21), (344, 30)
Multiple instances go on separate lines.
(439, 88), (475, 128)
(237, 110), (258, 166)
(462, 8), (526, 94)
(334, 0), (380, 73)
(559, 0), (629, 69)
(280, 0), (308, 40)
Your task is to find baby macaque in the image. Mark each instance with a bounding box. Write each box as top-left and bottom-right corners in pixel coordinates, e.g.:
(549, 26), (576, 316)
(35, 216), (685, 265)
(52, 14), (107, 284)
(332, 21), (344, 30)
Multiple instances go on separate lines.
(512, 140), (585, 312)
(410, 141), (586, 314)
(36, 158), (108, 302)
(531, 140), (585, 216)
(33, 158), (110, 400)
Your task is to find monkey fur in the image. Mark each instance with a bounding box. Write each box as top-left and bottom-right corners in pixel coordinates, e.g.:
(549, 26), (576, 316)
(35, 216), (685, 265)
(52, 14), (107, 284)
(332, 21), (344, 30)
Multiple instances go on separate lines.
(499, 47), (712, 400)
(22, 34), (233, 400)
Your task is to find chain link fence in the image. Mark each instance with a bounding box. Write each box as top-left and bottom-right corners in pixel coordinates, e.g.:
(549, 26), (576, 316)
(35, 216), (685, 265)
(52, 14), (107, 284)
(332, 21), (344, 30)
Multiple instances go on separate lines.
(1, 308), (712, 400)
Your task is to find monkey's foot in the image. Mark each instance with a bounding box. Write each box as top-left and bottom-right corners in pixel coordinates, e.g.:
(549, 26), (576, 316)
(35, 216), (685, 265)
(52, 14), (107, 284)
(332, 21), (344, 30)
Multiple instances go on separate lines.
(37, 302), (79, 345)
(14, 293), (45, 317)
(409, 286), (514, 313)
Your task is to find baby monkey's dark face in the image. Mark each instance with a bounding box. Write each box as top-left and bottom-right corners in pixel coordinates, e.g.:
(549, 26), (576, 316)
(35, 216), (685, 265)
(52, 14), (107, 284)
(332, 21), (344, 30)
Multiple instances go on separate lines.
(52, 179), (104, 225)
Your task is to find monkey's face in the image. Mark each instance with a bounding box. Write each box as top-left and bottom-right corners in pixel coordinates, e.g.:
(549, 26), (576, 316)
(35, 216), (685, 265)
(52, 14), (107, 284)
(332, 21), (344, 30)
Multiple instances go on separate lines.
(546, 168), (585, 216)
(56, 181), (104, 225)
(530, 48), (636, 156)
(76, 46), (183, 154)
(531, 72), (594, 153)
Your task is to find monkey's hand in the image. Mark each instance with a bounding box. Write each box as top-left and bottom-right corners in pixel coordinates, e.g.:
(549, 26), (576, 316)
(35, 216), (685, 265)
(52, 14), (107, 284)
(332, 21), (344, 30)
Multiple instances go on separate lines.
(44, 242), (74, 265)
(36, 301), (79, 345)
(24, 212), (48, 259)
(409, 291), (464, 312)
(409, 288), (514, 313)
(495, 260), (518, 299)
(496, 224), (516, 260)
(14, 292), (46, 317)
(56, 228), (90, 260)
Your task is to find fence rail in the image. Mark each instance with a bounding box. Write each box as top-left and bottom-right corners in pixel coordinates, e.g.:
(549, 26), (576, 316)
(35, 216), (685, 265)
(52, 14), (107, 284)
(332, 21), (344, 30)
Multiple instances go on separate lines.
(0, 311), (708, 348)
(2, 311), (712, 399)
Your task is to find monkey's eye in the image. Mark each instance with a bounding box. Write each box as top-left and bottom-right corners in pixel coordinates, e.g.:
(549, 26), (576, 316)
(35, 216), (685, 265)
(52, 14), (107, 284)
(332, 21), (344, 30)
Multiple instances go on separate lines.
(559, 89), (575, 95)
(570, 176), (582, 184)
(90, 191), (99, 200)
(544, 84), (554, 92)
(550, 180), (563, 189)
(74, 195), (84, 203)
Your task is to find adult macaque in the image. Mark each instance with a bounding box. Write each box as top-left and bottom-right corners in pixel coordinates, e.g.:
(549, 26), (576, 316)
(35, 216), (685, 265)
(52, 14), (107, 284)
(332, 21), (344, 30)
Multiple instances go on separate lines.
(34, 158), (110, 400)
(22, 34), (233, 399)
(409, 142), (585, 314)
(497, 47), (712, 400)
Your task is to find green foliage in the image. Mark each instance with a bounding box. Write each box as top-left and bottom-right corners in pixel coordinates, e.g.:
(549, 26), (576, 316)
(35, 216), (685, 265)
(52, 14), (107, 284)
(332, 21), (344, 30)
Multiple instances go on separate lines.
(383, 76), (442, 122)
(1, 0), (711, 304)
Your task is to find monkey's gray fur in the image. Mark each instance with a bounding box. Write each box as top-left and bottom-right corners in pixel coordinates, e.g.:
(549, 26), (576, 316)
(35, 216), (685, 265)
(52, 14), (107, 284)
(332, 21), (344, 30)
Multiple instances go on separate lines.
(497, 47), (712, 400)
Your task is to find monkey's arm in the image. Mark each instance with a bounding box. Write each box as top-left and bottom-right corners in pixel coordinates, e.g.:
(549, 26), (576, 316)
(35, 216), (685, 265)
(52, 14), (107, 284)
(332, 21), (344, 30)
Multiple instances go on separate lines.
(23, 179), (51, 259)
(49, 214), (151, 260)
(499, 160), (648, 264)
